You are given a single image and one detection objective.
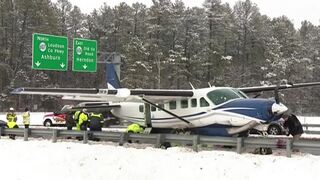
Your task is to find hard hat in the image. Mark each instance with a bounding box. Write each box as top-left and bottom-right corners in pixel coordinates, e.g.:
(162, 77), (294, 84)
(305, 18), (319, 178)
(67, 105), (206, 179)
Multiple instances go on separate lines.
(82, 108), (87, 112)
(9, 107), (14, 111)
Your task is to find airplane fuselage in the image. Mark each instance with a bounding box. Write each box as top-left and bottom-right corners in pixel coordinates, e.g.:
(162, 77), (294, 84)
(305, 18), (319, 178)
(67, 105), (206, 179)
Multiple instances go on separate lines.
(111, 87), (287, 135)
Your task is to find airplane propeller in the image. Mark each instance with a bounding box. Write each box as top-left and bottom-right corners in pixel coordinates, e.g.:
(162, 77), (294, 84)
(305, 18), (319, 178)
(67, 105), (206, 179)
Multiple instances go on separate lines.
(271, 84), (288, 115)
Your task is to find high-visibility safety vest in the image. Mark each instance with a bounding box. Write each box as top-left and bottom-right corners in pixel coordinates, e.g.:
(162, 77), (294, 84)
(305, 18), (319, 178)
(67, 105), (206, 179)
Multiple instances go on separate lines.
(76, 112), (89, 130)
(90, 113), (103, 120)
(7, 121), (17, 129)
(6, 113), (17, 122)
(79, 113), (89, 124)
(74, 111), (81, 122)
(126, 123), (144, 133)
(22, 111), (30, 125)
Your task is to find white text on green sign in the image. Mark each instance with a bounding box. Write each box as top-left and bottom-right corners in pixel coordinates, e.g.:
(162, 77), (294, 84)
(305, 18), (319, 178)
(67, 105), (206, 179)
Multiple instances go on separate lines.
(32, 33), (68, 71)
(73, 38), (97, 72)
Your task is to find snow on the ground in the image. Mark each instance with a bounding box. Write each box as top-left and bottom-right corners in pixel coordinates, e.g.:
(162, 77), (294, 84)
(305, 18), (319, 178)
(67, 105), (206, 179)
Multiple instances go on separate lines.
(1, 113), (320, 180)
(1, 136), (320, 180)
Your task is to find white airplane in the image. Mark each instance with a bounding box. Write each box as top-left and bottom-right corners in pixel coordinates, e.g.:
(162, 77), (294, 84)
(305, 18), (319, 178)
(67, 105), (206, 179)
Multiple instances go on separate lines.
(11, 81), (320, 137)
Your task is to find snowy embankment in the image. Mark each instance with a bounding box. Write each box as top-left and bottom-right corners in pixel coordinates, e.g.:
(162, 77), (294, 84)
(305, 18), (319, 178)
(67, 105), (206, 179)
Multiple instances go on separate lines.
(1, 113), (320, 179)
(1, 137), (320, 180)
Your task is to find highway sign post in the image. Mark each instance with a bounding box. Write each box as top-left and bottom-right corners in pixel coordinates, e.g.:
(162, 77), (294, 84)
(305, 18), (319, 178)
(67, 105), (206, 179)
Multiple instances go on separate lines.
(32, 33), (68, 71)
(73, 38), (97, 72)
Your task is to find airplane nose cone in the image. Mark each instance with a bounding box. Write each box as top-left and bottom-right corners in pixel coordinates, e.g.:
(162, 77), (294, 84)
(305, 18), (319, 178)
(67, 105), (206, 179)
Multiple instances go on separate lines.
(271, 103), (288, 115)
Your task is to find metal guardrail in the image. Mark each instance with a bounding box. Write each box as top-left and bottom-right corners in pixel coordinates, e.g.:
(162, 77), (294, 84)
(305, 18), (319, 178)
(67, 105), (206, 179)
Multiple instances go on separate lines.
(1, 127), (320, 157)
(303, 124), (320, 135)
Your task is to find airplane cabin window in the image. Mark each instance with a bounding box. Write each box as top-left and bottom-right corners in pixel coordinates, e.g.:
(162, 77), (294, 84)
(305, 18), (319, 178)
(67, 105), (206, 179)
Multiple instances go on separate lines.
(181, 99), (188, 108)
(169, 101), (176, 109)
(158, 104), (164, 111)
(191, 98), (197, 107)
(207, 88), (242, 105)
(200, 97), (209, 107)
(139, 105), (144, 112)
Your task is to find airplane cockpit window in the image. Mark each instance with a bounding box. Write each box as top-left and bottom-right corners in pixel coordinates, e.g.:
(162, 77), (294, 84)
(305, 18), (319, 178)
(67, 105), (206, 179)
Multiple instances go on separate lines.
(233, 88), (249, 98)
(200, 97), (209, 107)
(207, 88), (243, 105)
(151, 106), (156, 111)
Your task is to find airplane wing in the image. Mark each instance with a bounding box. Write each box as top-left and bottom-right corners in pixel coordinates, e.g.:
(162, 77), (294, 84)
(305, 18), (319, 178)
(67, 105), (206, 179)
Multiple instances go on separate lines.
(11, 82), (320, 102)
(11, 87), (194, 103)
(238, 82), (320, 93)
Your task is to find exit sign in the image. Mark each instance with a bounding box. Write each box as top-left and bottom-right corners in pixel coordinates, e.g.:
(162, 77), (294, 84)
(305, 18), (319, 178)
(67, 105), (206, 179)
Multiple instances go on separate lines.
(72, 38), (97, 72)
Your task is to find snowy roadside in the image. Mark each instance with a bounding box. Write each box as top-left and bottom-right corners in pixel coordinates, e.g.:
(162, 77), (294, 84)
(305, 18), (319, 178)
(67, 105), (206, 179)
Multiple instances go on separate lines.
(1, 136), (320, 180)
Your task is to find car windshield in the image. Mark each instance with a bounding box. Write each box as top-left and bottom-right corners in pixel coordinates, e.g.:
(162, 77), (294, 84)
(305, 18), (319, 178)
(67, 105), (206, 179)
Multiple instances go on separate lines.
(207, 88), (244, 105)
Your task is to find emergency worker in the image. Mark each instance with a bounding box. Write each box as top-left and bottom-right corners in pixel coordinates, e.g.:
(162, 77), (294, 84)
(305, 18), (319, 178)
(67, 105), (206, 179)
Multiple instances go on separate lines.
(126, 123), (144, 133)
(6, 107), (18, 139)
(74, 110), (81, 130)
(22, 107), (30, 128)
(89, 112), (103, 131)
(78, 109), (89, 131)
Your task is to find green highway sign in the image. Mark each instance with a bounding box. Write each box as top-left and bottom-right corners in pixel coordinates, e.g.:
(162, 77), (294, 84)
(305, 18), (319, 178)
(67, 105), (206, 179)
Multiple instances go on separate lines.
(32, 33), (68, 71)
(73, 38), (97, 72)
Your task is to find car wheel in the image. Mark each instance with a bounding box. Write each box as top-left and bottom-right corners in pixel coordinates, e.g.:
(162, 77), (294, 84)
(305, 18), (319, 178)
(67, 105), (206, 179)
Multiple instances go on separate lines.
(267, 124), (281, 135)
(44, 119), (52, 127)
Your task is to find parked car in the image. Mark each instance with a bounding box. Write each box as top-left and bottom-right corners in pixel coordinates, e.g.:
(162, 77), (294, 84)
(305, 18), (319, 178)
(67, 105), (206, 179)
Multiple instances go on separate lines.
(250, 121), (287, 135)
(0, 120), (6, 135)
(43, 112), (67, 127)
(0, 120), (6, 127)
(267, 121), (287, 135)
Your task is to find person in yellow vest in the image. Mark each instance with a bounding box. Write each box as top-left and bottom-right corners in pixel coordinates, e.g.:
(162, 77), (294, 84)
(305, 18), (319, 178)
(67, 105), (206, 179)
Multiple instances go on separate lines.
(6, 107), (18, 139)
(74, 110), (81, 130)
(78, 109), (89, 131)
(126, 123), (144, 133)
(22, 107), (30, 128)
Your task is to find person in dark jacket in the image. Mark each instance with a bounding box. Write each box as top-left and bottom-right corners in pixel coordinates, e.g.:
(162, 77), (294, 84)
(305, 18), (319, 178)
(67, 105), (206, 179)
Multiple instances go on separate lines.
(282, 113), (304, 141)
(89, 112), (103, 131)
(66, 111), (75, 130)
(88, 112), (103, 141)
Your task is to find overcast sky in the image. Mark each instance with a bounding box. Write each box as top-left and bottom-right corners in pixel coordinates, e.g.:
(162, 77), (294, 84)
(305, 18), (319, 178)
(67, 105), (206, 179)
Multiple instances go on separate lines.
(61, 0), (320, 29)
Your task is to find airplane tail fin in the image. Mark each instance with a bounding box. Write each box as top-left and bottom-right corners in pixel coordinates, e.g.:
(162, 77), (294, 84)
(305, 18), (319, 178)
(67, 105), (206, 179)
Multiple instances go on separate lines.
(106, 63), (121, 89)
